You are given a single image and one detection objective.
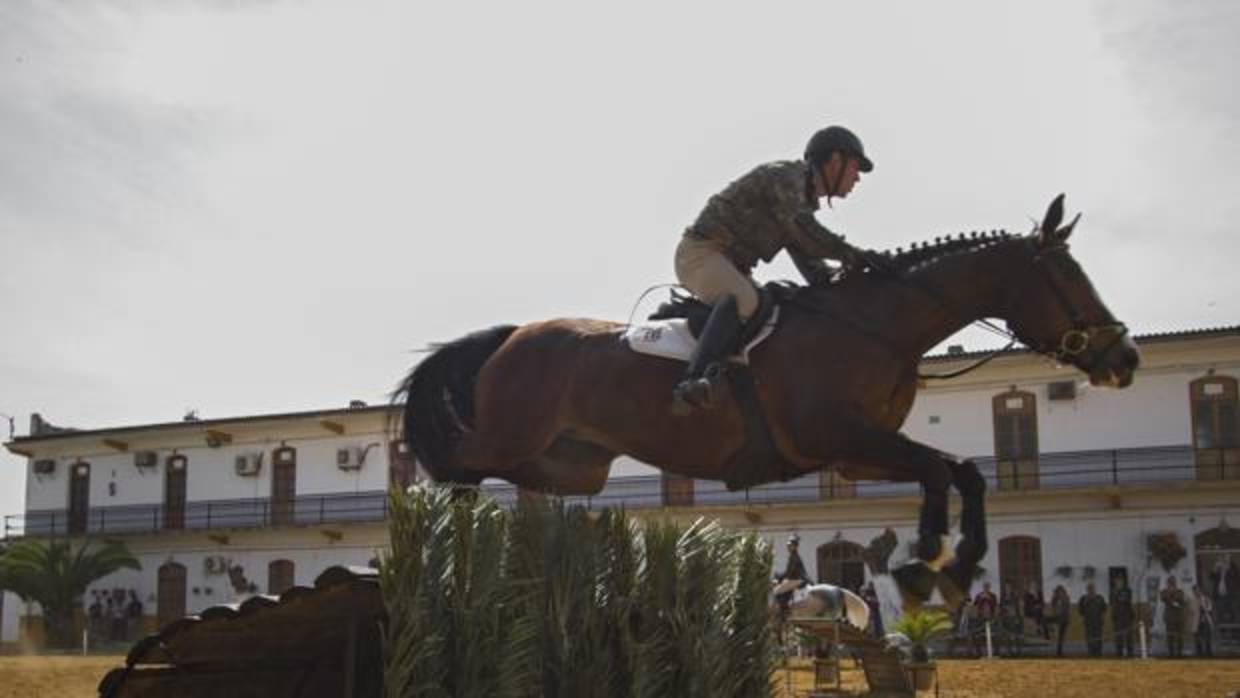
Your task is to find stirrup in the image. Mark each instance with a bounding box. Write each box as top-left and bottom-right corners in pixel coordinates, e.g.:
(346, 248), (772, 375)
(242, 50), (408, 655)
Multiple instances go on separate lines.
(671, 364), (726, 414)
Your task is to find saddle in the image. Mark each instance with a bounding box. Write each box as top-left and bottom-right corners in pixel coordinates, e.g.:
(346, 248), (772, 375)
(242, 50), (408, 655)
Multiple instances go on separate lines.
(648, 282), (795, 339)
(627, 282), (805, 491)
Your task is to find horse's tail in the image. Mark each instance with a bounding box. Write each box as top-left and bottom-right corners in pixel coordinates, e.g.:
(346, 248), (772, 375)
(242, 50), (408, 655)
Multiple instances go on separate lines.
(392, 325), (519, 484)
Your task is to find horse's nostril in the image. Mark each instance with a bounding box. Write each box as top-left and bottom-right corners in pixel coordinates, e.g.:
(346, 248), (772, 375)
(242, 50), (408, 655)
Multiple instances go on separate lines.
(1124, 349), (1141, 369)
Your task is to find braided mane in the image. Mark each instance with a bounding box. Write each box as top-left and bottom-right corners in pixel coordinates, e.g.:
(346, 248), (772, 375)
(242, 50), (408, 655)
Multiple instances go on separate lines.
(883, 229), (1018, 271)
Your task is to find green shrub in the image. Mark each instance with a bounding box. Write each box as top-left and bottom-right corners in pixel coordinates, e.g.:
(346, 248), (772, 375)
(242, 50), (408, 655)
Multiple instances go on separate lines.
(381, 486), (776, 698)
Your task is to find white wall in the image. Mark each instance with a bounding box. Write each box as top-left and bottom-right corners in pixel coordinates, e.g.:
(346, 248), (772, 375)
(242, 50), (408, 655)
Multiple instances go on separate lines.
(1, 591), (21, 644)
(904, 365), (1233, 457)
(22, 425), (399, 515)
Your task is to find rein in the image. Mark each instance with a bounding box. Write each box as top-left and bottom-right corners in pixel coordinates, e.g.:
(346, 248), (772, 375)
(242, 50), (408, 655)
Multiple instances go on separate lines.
(865, 238), (1127, 381)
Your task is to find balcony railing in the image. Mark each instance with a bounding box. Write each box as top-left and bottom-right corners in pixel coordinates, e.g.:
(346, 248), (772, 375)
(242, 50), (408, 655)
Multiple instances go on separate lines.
(3, 444), (1235, 539)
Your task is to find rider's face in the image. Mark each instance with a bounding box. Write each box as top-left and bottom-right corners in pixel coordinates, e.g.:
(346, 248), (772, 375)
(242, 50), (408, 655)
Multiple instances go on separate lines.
(819, 153), (861, 198)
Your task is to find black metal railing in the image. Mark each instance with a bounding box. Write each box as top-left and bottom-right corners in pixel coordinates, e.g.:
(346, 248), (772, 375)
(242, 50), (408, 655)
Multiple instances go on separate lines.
(3, 444), (1235, 540)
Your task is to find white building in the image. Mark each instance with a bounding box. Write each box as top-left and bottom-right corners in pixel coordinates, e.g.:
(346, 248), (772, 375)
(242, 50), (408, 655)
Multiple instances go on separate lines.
(4, 327), (1240, 649)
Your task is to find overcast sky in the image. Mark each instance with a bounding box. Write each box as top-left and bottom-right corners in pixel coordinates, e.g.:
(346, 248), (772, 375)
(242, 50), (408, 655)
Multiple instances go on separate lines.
(2, 1), (1238, 516)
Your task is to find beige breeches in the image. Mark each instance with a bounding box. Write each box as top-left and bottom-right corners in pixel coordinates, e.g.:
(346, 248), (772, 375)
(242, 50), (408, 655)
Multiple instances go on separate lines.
(674, 236), (760, 320)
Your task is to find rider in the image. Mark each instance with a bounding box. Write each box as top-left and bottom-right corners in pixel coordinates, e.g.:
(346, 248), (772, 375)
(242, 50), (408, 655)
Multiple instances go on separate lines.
(672, 125), (889, 412)
(775, 534), (811, 616)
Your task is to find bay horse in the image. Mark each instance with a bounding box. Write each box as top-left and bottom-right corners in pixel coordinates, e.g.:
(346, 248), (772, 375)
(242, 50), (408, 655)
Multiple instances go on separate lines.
(395, 195), (1139, 610)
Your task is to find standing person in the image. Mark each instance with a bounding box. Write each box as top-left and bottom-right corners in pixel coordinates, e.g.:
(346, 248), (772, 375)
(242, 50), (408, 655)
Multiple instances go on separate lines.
(1079, 582), (1108, 657)
(1193, 584), (1214, 657)
(861, 582), (884, 639)
(125, 590), (144, 641)
(974, 582), (998, 623)
(1161, 577), (1188, 658)
(671, 125), (889, 411)
(1023, 581), (1047, 640)
(87, 592), (103, 645)
(1111, 576), (1135, 658)
(1051, 585), (1072, 657)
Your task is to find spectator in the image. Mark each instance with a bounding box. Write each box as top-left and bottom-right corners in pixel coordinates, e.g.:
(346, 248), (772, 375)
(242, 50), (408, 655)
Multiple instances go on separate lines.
(1023, 581), (1047, 639)
(1193, 584), (1214, 657)
(1161, 577), (1188, 658)
(1111, 576), (1135, 658)
(1079, 582), (1108, 657)
(861, 582), (883, 639)
(974, 582), (998, 623)
(125, 590), (144, 641)
(87, 592), (103, 644)
(998, 593), (1024, 657)
(1051, 585), (1072, 657)
(110, 591), (127, 643)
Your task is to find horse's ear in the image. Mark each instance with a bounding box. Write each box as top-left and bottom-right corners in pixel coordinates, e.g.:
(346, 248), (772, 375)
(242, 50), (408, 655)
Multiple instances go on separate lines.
(1040, 194), (1065, 242)
(1056, 212), (1081, 243)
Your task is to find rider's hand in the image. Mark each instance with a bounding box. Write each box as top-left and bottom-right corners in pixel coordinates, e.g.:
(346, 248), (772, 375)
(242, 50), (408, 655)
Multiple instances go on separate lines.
(846, 245), (893, 274)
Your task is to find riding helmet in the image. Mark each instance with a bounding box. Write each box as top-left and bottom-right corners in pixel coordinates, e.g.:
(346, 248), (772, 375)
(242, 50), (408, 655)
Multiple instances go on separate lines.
(804, 125), (873, 173)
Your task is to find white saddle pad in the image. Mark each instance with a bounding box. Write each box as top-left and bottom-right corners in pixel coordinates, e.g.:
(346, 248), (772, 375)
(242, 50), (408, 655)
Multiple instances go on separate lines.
(622, 307), (779, 363)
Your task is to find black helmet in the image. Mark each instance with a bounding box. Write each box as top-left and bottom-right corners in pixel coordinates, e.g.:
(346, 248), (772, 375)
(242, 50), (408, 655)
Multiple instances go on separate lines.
(804, 125), (873, 173)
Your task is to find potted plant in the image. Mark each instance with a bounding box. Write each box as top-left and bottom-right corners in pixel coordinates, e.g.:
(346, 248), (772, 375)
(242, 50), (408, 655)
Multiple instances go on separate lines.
(1147, 532), (1186, 572)
(891, 609), (952, 690)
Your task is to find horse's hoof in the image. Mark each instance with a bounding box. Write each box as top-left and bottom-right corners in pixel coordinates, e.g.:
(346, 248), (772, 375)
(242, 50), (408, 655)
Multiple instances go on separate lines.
(937, 563), (973, 612)
(892, 560), (937, 612)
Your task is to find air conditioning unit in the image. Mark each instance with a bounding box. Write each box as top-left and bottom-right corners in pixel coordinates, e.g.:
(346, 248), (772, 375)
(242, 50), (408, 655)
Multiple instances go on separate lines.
(1048, 380), (1077, 401)
(32, 459), (56, 475)
(336, 447), (363, 471)
(234, 452), (264, 477)
(134, 450), (159, 468)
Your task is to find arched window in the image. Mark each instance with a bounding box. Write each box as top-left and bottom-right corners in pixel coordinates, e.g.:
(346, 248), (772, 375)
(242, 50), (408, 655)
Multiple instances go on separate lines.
(1190, 375), (1240, 480)
(816, 539), (866, 592)
(993, 389), (1039, 490)
(268, 559), (295, 595)
(157, 562), (187, 627)
(68, 461), (91, 535)
(164, 455), (188, 530)
(998, 535), (1043, 601)
(271, 446), (297, 525)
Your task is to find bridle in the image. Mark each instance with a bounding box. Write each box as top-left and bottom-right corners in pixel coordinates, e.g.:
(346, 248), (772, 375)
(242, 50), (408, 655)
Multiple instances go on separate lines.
(910, 238), (1127, 380)
(1018, 242), (1129, 371)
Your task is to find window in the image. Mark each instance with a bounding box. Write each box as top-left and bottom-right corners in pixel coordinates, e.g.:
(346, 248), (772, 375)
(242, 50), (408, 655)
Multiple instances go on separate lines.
(271, 446), (297, 525)
(164, 455), (188, 530)
(1190, 375), (1240, 480)
(992, 390), (1039, 490)
(819, 468), (856, 500)
(68, 461), (90, 535)
(157, 562), (187, 627)
(268, 559), (295, 595)
(661, 474), (694, 507)
(998, 535), (1043, 601)
(389, 440), (417, 490)
(816, 540), (866, 592)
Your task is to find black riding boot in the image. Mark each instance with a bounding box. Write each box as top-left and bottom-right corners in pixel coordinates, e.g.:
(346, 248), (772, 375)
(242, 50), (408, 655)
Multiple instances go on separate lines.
(672, 295), (742, 413)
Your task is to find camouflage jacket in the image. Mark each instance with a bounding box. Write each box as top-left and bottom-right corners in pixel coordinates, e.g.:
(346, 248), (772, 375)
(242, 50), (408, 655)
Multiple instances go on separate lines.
(684, 160), (853, 278)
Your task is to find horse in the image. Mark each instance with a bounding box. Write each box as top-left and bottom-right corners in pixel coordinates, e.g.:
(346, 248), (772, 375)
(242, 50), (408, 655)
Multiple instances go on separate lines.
(395, 195), (1140, 611)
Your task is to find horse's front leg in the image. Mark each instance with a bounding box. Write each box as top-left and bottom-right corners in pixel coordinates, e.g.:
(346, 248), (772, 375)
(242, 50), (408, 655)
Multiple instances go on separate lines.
(815, 420), (965, 611)
(938, 459), (988, 609)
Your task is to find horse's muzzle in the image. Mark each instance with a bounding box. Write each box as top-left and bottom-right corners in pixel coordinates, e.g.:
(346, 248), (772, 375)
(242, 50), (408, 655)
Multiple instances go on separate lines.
(1089, 335), (1140, 388)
